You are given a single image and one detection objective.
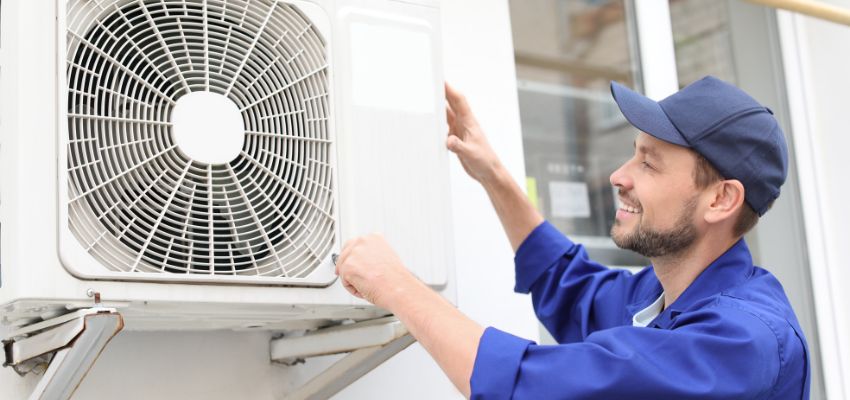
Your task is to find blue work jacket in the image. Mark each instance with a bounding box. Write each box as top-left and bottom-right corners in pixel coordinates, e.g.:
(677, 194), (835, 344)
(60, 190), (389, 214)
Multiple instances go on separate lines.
(470, 221), (810, 399)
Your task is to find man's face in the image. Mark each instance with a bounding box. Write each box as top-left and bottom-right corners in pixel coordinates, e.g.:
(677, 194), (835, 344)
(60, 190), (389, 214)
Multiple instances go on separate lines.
(609, 132), (703, 258)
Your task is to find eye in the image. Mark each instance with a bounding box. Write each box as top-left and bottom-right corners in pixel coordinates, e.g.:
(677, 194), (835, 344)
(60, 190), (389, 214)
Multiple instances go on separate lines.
(641, 160), (653, 170)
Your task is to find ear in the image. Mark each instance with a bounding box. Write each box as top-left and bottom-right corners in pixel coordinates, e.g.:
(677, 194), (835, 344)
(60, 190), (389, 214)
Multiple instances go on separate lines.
(703, 179), (746, 225)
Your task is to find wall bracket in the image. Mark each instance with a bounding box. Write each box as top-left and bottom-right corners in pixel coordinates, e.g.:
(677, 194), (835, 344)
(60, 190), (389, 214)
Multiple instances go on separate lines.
(271, 316), (415, 400)
(2, 307), (124, 400)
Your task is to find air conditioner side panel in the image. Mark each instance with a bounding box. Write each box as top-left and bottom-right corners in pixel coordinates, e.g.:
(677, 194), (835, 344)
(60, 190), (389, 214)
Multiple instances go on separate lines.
(0, 0), (12, 294)
(0, 0), (66, 306)
(334, 0), (455, 294)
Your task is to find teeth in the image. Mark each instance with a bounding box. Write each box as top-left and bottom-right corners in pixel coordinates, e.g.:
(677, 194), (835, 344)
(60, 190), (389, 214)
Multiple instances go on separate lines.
(619, 205), (641, 214)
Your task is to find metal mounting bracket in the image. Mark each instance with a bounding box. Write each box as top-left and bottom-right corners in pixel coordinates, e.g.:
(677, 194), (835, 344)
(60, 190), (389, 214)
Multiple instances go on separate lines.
(271, 316), (415, 400)
(3, 307), (124, 400)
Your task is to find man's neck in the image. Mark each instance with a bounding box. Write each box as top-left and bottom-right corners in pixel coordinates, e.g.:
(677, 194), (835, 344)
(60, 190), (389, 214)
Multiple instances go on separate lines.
(651, 234), (741, 309)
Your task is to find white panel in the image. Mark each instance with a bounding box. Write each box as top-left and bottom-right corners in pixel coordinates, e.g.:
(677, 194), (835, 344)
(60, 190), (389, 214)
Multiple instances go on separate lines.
(335, 4), (452, 288)
(350, 22), (435, 113)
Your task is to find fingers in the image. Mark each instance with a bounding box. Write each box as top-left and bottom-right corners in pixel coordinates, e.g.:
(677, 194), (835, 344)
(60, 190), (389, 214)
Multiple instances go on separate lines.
(342, 278), (362, 299)
(336, 237), (369, 299)
(446, 106), (461, 146)
(446, 135), (468, 155)
(336, 243), (362, 299)
(335, 239), (356, 287)
(336, 237), (358, 269)
(445, 82), (472, 117)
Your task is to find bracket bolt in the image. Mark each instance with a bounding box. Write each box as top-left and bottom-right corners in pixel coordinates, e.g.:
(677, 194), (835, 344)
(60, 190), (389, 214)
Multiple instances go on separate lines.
(86, 289), (101, 304)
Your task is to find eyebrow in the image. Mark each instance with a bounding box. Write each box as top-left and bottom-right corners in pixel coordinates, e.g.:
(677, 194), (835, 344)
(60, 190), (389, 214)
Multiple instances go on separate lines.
(633, 140), (663, 161)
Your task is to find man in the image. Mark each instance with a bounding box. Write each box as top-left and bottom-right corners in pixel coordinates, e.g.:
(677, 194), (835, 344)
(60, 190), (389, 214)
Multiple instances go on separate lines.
(335, 76), (810, 399)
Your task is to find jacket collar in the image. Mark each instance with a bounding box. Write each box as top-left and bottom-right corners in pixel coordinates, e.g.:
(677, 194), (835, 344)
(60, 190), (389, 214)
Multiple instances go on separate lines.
(635, 239), (754, 329)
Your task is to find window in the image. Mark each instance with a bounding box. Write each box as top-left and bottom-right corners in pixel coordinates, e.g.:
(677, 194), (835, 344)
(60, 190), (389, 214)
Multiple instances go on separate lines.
(510, 0), (647, 267)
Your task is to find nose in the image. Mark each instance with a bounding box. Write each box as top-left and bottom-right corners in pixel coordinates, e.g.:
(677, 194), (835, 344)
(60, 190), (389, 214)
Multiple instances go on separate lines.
(609, 161), (632, 190)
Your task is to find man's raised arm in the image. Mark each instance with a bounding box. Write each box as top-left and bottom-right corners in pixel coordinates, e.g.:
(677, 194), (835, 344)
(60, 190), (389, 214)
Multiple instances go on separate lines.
(444, 84), (543, 251)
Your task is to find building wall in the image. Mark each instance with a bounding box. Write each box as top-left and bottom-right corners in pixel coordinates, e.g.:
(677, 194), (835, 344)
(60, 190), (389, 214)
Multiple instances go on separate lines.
(0, 1), (538, 399)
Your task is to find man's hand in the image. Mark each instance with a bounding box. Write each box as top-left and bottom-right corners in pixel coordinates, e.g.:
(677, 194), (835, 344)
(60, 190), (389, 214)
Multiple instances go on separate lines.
(335, 234), (426, 312)
(445, 83), (544, 250)
(445, 83), (505, 184)
(334, 234), (483, 397)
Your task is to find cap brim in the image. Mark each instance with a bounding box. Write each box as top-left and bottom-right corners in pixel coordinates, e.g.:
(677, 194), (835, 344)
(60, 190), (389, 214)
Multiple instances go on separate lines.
(610, 81), (689, 147)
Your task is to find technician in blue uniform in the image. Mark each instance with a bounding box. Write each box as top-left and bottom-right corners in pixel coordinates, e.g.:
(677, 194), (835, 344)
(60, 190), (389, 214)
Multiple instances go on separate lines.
(334, 76), (811, 399)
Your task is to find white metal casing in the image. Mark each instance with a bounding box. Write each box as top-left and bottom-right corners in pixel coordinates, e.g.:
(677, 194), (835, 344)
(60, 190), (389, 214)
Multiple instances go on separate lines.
(0, 0), (455, 331)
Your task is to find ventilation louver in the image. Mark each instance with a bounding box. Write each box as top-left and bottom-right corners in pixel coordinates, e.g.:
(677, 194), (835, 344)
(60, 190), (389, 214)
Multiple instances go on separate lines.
(63, 0), (336, 283)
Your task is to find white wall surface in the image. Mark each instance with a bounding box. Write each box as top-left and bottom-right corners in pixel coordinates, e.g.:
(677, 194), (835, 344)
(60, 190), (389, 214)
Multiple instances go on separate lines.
(777, 2), (850, 399)
(0, 0), (538, 399)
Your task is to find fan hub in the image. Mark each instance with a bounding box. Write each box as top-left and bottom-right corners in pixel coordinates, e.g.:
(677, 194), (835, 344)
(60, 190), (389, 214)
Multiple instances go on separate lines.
(171, 91), (245, 165)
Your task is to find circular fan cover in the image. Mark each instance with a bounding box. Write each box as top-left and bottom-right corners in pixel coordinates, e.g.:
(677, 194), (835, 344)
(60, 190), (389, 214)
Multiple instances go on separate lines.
(64, 0), (335, 280)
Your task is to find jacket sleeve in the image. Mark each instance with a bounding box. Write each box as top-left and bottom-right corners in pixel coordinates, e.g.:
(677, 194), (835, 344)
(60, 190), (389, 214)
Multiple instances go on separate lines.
(470, 305), (780, 400)
(515, 221), (645, 342)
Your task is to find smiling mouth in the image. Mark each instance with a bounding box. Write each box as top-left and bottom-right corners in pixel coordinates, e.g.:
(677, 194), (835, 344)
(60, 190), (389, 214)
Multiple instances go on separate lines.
(617, 194), (643, 214)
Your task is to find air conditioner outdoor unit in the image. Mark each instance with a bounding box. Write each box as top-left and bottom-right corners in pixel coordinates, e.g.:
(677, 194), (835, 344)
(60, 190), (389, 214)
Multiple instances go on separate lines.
(0, 0), (454, 334)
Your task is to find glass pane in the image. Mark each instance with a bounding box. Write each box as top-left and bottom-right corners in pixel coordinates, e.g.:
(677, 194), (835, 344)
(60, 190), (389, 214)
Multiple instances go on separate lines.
(669, 0), (737, 87)
(509, 0), (646, 267)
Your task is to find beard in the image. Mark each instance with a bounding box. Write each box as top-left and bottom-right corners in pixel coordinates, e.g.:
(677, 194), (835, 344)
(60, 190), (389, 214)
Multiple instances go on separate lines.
(611, 195), (698, 258)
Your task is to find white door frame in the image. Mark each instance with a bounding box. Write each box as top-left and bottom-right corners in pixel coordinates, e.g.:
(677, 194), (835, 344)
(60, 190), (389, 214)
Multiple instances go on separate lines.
(632, 0), (679, 99)
(776, 10), (847, 400)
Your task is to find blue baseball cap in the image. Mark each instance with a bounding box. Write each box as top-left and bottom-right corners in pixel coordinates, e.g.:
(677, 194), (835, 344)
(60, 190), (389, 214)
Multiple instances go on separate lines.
(610, 76), (788, 216)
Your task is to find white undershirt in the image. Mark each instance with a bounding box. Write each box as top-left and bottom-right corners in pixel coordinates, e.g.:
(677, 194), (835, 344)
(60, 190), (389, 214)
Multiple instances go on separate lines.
(632, 292), (665, 327)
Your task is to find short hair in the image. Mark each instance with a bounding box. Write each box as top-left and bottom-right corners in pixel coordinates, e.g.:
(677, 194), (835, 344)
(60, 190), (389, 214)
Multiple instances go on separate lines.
(692, 153), (764, 237)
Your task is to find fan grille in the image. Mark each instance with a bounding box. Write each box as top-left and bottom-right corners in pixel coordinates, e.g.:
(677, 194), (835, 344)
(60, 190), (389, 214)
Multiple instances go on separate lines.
(64, 0), (335, 279)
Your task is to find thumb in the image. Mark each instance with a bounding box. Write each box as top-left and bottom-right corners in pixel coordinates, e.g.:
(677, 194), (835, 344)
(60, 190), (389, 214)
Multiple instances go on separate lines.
(446, 135), (468, 155)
